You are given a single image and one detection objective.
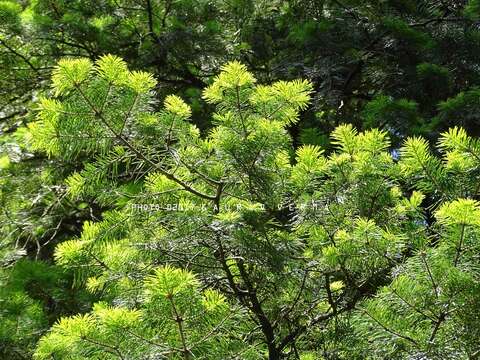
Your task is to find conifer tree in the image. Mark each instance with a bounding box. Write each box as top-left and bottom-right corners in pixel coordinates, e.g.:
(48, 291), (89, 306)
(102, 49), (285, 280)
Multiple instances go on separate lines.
(26, 56), (480, 359)
(3, 2), (480, 359)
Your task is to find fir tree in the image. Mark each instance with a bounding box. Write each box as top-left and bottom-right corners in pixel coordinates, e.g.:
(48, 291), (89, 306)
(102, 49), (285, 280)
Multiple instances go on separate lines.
(3, 2), (480, 359)
(25, 56), (480, 359)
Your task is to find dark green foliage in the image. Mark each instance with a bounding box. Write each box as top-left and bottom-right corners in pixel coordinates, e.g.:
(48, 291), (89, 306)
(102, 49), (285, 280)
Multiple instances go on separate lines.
(465, 0), (480, 19)
(0, 260), (92, 359)
(437, 88), (480, 136)
(362, 95), (423, 144)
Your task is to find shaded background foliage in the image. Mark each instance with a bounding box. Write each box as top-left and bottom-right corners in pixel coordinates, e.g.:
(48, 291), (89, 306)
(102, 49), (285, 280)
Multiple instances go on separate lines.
(4, 0), (480, 137)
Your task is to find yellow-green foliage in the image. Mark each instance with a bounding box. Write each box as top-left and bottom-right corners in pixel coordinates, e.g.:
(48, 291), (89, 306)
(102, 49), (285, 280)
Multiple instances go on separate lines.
(35, 267), (240, 360)
(26, 56), (480, 360)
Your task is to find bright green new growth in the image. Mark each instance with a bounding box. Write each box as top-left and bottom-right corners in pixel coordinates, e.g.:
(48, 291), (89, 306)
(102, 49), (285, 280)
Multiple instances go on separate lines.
(35, 266), (240, 360)
(29, 55), (157, 159)
(29, 56), (480, 359)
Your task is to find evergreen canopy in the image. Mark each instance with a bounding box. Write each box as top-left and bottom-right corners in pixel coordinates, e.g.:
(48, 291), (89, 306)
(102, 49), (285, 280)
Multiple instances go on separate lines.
(2, 1), (480, 359)
(13, 56), (480, 359)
